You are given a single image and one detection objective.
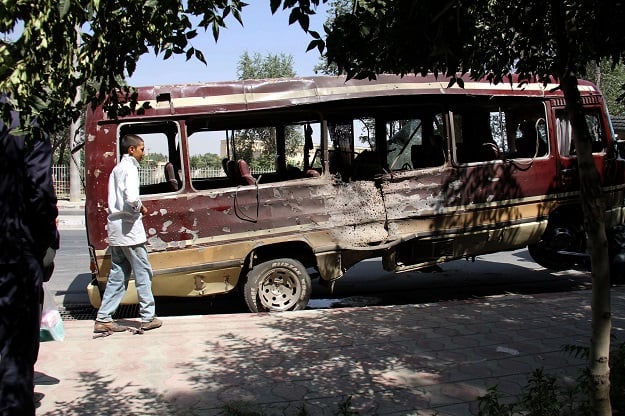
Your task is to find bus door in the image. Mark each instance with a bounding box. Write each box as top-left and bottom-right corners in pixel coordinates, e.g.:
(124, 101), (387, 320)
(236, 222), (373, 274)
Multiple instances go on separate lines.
(377, 110), (453, 269)
(446, 101), (558, 253)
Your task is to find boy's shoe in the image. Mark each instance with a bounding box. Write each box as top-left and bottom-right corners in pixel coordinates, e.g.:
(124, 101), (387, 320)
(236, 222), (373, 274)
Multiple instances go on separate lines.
(141, 317), (162, 331)
(94, 320), (127, 333)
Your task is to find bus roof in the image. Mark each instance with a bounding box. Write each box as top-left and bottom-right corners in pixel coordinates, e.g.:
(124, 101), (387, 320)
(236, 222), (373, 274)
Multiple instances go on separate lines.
(97, 74), (600, 120)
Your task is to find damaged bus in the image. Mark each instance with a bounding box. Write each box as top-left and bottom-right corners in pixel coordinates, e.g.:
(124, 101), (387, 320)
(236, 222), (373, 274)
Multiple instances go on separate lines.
(84, 74), (625, 312)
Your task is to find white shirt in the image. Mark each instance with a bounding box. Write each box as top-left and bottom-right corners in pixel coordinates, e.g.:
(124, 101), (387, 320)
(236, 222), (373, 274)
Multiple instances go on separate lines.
(106, 154), (146, 246)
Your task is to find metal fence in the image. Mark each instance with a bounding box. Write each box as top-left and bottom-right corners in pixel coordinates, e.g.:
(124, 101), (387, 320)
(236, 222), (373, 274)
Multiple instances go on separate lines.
(52, 166), (83, 200)
(53, 165), (275, 199)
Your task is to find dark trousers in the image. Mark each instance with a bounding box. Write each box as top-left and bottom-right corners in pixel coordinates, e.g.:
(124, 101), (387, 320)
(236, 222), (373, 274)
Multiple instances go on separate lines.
(0, 256), (42, 416)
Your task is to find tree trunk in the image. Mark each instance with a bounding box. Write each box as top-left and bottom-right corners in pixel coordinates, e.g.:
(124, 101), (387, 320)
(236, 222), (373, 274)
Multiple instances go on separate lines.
(68, 113), (82, 202)
(561, 75), (612, 415)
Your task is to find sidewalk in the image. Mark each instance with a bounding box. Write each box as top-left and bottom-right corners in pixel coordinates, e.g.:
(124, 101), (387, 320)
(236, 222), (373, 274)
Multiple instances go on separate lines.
(34, 286), (625, 416)
(56, 200), (85, 230)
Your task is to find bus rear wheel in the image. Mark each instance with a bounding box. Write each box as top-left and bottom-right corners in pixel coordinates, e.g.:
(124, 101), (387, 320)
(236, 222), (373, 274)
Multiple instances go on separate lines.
(528, 222), (585, 271)
(243, 258), (311, 312)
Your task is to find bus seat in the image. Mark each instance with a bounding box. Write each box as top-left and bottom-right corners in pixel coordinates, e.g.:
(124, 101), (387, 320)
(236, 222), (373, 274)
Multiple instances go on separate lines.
(164, 162), (179, 191)
(237, 159), (256, 185)
(480, 142), (499, 161)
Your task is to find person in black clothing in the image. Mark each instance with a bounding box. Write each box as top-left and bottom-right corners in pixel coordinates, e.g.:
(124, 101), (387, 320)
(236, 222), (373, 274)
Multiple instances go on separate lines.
(0, 96), (59, 416)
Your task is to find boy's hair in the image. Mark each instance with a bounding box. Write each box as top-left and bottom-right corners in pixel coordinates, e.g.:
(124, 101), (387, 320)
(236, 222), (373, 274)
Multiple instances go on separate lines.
(120, 134), (144, 155)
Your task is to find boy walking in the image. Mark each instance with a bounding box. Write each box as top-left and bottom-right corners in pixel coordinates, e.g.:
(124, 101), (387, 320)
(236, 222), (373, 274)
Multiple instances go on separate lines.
(94, 134), (161, 333)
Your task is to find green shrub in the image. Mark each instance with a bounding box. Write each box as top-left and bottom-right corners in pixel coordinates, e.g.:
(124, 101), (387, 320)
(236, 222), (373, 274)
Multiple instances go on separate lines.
(477, 341), (625, 416)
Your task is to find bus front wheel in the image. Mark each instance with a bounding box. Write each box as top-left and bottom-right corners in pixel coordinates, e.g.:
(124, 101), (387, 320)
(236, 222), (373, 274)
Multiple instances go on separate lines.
(243, 258), (312, 312)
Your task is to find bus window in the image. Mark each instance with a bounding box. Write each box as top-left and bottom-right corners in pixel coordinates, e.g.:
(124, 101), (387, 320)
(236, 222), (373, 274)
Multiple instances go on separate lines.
(452, 101), (548, 163)
(387, 119), (422, 170)
(352, 117), (382, 180)
(556, 110), (607, 156)
(328, 119), (354, 181)
(385, 111), (447, 171)
(328, 116), (382, 181)
(187, 129), (231, 190)
(119, 121), (182, 194)
(187, 117), (322, 188)
(293, 121), (324, 177)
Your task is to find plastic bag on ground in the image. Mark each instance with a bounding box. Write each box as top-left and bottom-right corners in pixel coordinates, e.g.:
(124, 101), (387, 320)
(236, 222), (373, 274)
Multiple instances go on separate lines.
(40, 284), (65, 342)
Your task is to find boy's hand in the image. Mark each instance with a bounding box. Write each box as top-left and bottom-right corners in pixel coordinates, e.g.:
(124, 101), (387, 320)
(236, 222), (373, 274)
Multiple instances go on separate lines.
(141, 205), (148, 215)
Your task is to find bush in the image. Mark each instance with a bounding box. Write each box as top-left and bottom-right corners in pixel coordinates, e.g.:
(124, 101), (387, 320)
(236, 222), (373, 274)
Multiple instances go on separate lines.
(477, 342), (625, 415)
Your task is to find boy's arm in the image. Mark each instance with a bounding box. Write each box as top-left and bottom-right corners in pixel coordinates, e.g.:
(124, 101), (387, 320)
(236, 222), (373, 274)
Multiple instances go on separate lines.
(124, 165), (143, 213)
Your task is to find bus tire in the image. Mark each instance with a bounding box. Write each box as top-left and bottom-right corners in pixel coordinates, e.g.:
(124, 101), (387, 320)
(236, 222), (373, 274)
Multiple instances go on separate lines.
(243, 258), (311, 312)
(528, 222), (584, 271)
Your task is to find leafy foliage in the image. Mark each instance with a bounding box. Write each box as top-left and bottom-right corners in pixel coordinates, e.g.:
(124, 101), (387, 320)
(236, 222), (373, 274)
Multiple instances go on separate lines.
(190, 153), (222, 169)
(235, 51), (303, 169)
(0, 0), (248, 138)
(586, 59), (625, 116)
(477, 386), (515, 416)
(312, 0), (352, 75)
(312, 1), (625, 85)
(237, 51), (296, 79)
(477, 342), (625, 415)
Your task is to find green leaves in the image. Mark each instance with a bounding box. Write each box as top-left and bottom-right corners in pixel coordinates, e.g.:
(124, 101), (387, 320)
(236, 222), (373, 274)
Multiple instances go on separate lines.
(306, 30), (324, 53)
(0, 0), (341, 138)
(317, 0), (625, 84)
(58, 0), (70, 18)
(0, 0), (253, 137)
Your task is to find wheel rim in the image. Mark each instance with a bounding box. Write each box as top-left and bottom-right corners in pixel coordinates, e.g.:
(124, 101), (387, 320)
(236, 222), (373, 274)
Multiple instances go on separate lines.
(257, 267), (303, 311)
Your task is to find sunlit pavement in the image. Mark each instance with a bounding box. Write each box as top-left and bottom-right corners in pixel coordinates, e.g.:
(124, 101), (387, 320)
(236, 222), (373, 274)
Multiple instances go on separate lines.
(35, 285), (625, 416)
(56, 200), (85, 230)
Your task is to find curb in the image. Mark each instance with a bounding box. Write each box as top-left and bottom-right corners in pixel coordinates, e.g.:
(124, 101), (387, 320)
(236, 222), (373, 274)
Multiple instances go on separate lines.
(57, 201), (86, 230)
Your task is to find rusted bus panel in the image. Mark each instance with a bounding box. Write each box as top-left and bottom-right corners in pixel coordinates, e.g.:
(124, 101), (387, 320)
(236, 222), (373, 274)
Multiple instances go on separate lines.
(151, 267), (240, 297)
(382, 160), (561, 240)
(137, 175), (387, 252)
(388, 199), (555, 240)
(91, 172), (391, 292)
(381, 157), (560, 225)
(131, 183), (317, 251)
(138, 182), (330, 249)
(244, 78), (320, 110)
(323, 180), (388, 246)
(604, 186), (625, 227)
(84, 122), (119, 250)
(93, 226), (361, 298)
(381, 167), (450, 224)
(441, 163), (558, 207)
